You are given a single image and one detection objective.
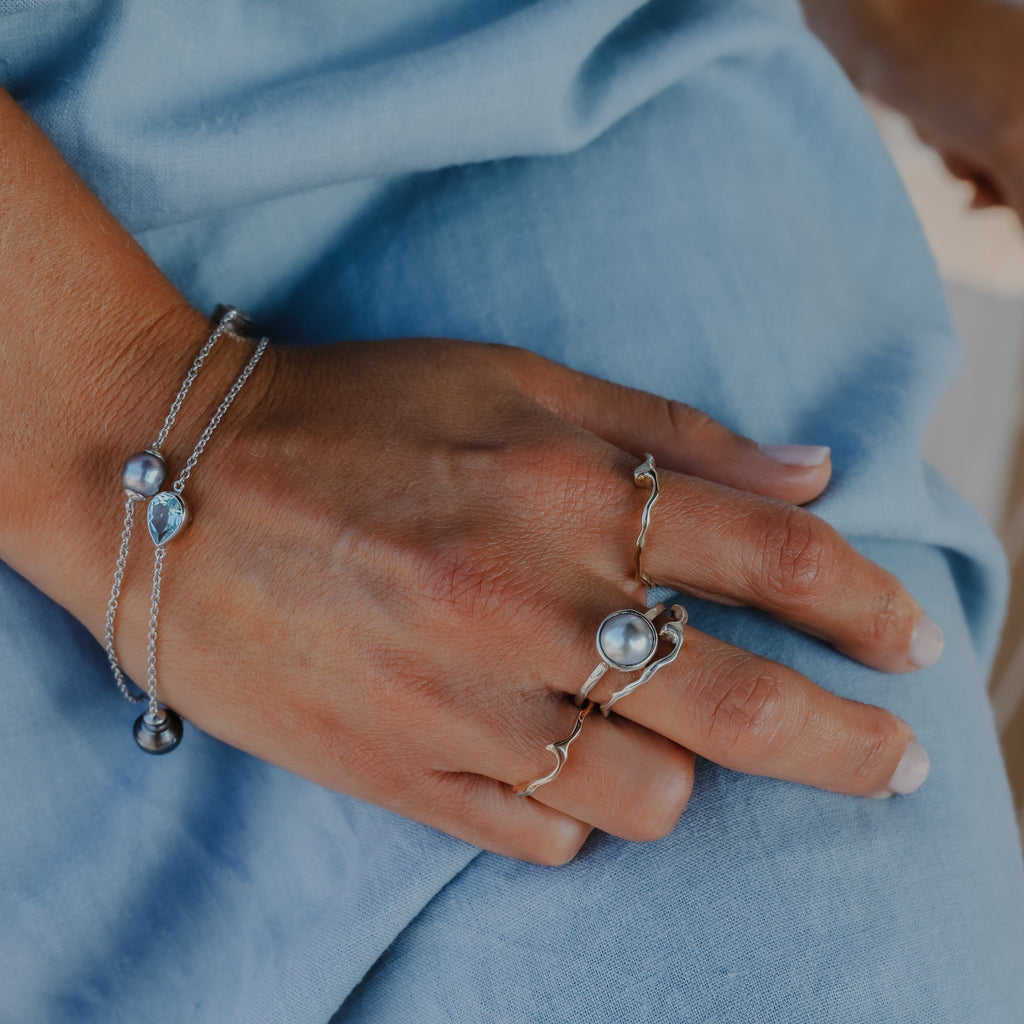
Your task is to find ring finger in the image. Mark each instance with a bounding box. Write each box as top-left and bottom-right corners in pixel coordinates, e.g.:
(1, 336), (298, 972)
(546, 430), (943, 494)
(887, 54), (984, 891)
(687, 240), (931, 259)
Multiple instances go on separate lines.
(577, 620), (928, 798)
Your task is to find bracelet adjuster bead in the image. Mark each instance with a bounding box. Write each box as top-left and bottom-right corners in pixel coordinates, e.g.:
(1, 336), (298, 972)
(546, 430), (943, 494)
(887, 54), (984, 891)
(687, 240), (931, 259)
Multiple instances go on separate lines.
(133, 705), (184, 754)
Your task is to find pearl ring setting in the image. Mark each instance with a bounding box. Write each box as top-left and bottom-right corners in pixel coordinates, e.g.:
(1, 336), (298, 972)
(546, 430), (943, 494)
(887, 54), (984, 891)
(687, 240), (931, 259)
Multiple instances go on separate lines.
(578, 603), (687, 714)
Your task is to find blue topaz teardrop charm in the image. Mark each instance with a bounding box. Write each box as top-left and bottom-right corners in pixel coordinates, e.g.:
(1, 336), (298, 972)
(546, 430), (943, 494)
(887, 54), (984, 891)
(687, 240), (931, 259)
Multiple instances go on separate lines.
(147, 491), (188, 546)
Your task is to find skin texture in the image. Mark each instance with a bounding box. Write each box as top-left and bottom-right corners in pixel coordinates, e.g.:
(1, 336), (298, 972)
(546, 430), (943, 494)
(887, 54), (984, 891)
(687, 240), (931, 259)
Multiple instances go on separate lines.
(803, 0), (1024, 220)
(0, 86), (937, 865)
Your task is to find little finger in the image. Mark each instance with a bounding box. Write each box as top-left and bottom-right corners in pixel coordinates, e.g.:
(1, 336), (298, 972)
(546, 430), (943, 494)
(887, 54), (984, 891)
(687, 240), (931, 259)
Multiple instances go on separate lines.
(415, 770), (594, 865)
(443, 690), (695, 844)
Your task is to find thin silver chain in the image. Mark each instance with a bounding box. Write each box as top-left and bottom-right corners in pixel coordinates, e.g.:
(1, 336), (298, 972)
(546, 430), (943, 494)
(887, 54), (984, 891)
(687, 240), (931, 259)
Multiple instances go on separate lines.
(104, 497), (146, 703)
(144, 546), (167, 714)
(172, 338), (268, 494)
(104, 309), (259, 705)
(104, 322), (229, 702)
(143, 337), (269, 714)
(153, 315), (237, 452)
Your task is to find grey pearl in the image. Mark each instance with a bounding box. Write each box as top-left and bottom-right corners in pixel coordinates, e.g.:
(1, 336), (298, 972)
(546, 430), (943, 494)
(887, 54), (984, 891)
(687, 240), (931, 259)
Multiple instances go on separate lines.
(134, 706), (183, 754)
(597, 611), (659, 671)
(122, 450), (166, 498)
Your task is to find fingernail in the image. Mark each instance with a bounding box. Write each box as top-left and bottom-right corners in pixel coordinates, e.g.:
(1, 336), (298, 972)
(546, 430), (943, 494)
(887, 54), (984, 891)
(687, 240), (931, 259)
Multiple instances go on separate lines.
(887, 739), (930, 795)
(909, 613), (944, 669)
(758, 444), (831, 467)
(866, 788), (894, 799)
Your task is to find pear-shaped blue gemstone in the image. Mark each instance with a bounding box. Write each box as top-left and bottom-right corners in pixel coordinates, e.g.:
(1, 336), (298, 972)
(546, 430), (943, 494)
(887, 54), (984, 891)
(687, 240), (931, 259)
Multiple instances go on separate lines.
(147, 492), (188, 546)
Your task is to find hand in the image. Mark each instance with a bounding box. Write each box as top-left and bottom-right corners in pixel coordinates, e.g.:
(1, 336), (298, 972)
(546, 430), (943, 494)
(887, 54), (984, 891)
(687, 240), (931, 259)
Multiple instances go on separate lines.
(804, 0), (1024, 220)
(0, 84), (937, 866)
(93, 336), (939, 865)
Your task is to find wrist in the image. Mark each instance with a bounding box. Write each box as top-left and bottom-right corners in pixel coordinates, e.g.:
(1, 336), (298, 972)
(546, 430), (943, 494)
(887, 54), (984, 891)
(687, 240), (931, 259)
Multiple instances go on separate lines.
(0, 297), (274, 637)
(0, 88), (277, 634)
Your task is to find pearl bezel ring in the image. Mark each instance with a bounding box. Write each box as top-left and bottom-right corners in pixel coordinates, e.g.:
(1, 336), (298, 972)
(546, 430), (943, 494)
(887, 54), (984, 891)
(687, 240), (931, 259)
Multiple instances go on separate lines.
(595, 609), (660, 672)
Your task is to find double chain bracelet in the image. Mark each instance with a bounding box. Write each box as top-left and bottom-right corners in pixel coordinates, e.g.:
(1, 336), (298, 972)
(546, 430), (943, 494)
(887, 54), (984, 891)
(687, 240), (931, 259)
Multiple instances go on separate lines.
(103, 305), (269, 753)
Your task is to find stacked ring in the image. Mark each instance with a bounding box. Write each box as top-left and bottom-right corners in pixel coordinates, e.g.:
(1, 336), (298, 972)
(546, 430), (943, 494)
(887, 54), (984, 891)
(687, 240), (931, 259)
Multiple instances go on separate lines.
(578, 603), (687, 715)
(514, 453), (688, 798)
(513, 702), (595, 798)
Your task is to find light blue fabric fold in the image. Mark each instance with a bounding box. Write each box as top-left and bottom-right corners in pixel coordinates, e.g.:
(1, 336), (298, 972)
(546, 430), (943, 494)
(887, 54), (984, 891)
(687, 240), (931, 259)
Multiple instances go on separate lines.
(4, 0), (801, 229)
(1, 1), (1022, 1021)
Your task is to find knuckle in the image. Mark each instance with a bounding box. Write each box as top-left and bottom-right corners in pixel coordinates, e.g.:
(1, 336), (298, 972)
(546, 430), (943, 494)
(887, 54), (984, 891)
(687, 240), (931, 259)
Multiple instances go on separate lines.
(625, 765), (694, 842)
(863, 579), (908, 651)
(845, 715), (904, 792)
(532, 823), (592, 866)
(701, 660), (791, 759)
(667, 400), (716, 440)
(760, 507), (834, 603)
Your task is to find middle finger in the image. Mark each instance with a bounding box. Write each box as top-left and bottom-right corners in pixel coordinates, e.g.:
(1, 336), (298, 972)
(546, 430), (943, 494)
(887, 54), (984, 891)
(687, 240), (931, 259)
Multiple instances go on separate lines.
(641, 471), (942, 674)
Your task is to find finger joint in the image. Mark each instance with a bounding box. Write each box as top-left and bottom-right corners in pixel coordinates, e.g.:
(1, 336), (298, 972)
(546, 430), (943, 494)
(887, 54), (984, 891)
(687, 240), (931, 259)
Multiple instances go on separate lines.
(702, 661), (791, 760)
(760, 508), (834, 605)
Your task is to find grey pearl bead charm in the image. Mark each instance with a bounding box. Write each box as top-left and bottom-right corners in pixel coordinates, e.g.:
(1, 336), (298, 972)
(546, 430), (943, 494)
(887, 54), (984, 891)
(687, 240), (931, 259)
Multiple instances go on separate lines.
(122, 450), (166, 499)
(134, 706), (183, 754)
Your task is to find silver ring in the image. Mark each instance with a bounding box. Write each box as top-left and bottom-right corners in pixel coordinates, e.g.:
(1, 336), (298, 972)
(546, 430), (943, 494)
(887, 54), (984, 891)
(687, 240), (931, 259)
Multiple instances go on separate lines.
(634, 453), (659, 586)
(514, 701), (595, 798)
(576, 603), (687, 715)
(514, 456), (673, 799)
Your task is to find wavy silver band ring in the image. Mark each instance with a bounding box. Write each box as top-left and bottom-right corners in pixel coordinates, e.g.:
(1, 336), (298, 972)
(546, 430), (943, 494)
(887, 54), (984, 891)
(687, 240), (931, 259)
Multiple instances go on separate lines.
(576, 603), (687, 715)
(514, 701), (595, 798)
(634, 453), (659, 587)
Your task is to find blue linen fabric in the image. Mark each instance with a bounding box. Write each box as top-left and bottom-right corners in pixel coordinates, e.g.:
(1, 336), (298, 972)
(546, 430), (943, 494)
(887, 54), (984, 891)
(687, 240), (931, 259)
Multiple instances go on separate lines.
(1, 0), (1023, 1020)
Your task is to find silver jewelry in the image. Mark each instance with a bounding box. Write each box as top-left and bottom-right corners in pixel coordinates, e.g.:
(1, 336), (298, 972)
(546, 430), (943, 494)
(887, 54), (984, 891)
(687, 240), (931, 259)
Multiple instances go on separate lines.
(104, 306), (267, 753)
(575, 603), (687, 715)
(514, 701), (595, 798)
(514, 456), (676, 796)
(634, 453), (659, 587)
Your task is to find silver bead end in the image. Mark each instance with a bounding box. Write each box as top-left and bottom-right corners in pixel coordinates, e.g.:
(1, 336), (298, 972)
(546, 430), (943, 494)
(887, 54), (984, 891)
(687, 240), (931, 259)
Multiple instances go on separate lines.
(133, 706), (183, 754)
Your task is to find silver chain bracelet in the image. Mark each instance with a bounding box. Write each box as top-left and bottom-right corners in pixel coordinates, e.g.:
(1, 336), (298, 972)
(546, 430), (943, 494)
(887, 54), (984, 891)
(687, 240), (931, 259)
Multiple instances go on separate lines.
(104, 305), (269, 753)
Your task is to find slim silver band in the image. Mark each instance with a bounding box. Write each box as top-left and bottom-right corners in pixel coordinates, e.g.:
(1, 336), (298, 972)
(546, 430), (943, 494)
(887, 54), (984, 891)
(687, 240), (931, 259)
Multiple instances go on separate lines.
(634, 452), (659, 587)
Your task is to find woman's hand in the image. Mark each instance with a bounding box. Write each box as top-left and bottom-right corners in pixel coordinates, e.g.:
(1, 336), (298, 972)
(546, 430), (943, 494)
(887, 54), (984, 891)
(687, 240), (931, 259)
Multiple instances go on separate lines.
(803, 0), (1024, 220)
(0, 84), (936, 864)
(59, 333), (932, 865)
